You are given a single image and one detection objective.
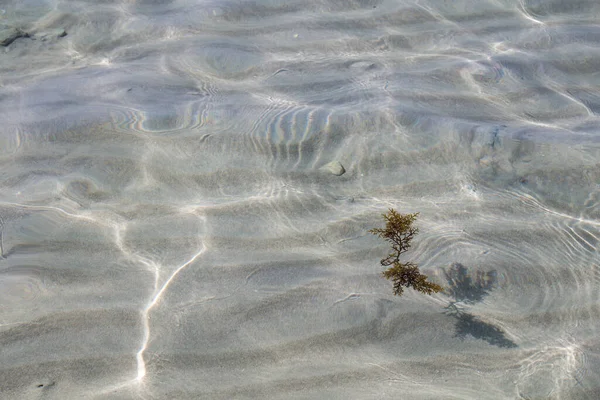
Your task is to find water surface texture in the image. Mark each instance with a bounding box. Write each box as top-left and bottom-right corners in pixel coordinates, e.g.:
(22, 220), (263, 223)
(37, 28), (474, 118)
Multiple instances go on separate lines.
(1, 0), (599, 399)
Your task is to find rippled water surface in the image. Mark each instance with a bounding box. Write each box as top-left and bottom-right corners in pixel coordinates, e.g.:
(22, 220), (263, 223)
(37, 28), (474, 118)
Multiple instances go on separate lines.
(1, 0), (599, 399)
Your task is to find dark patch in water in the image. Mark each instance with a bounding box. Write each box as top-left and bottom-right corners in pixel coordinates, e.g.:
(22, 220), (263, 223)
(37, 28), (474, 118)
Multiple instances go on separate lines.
(442, 262), (496, 304)
(454, 313), (517, 348)
(441, 263), (515, 348)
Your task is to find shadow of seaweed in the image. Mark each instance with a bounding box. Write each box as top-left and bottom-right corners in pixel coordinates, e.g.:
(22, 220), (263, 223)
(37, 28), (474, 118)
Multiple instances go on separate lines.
(443, 262), (496, 303)
(454, 313), (517, 348)
(441, 263), (516, 348)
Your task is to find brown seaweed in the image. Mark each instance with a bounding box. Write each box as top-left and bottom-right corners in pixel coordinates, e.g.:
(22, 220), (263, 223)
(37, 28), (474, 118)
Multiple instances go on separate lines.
(369, 209), (443, 296)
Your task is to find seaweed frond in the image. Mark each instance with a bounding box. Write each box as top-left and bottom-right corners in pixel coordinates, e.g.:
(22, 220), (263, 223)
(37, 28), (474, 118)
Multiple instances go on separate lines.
(370, 209), (443, 296)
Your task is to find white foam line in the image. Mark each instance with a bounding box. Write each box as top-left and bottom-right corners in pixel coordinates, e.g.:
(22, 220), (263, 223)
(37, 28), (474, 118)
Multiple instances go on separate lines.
(113, 224), (157, 286)
(566, 226), (597, 253)
(517, 193), (600, 227)
(135, 243), (206, 381)
(331, 293), (361, 306)
(0, 201), (100, 224)
(366, 362), (421, 385)
(0, 320), (28, 327)
(517, 0), (545, 25)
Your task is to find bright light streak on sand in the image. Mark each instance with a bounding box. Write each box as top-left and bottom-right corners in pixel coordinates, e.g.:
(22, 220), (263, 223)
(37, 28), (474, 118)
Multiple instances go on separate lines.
(516, 193), (600, 227)
(0, 201), (208, 388)
(0, 201), (100, 224)
(517, 0), (545, 25)
(134, 244), (206, 381)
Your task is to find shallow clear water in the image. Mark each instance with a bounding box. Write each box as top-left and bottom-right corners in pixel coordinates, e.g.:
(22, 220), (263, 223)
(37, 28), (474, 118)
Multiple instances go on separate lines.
(1, 0), (599, 399)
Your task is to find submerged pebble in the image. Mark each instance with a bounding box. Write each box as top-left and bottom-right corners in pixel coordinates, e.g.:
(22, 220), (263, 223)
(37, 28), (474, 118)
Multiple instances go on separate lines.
(322, 161), (346, 176)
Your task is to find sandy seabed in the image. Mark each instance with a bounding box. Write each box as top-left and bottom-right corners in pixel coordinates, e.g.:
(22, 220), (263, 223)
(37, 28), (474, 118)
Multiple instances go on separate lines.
(1, 0), (600, 399)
